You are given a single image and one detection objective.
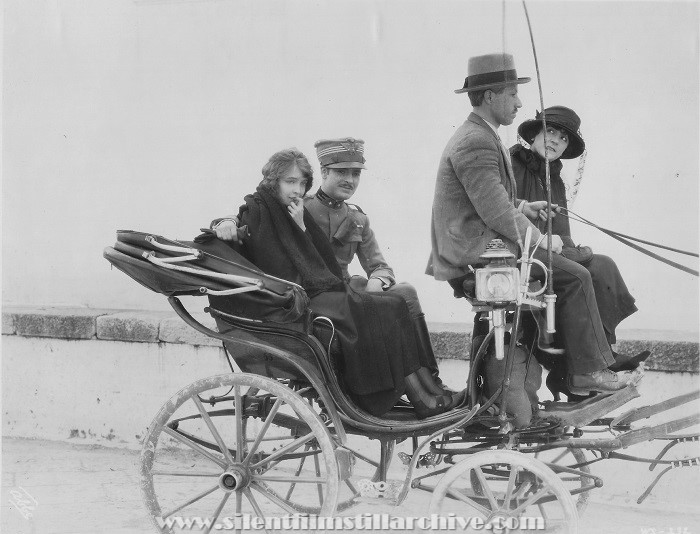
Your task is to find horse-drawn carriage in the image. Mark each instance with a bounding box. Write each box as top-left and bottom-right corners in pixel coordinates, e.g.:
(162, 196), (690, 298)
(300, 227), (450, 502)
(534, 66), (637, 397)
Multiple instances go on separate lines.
(104, 228), (699, 534)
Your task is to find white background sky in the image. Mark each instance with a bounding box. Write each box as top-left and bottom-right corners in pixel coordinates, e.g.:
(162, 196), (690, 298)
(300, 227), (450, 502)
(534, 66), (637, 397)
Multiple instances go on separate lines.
(3, 0), (699, 335)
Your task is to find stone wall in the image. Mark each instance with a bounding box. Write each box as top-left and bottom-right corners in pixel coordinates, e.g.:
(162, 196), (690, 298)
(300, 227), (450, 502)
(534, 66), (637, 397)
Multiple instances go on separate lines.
(3, 306), (698, 371)
(3, 305), (698, 507)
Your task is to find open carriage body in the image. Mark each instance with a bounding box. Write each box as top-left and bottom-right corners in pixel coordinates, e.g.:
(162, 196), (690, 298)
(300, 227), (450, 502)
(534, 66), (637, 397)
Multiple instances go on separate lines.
(104, 230), (700, 534)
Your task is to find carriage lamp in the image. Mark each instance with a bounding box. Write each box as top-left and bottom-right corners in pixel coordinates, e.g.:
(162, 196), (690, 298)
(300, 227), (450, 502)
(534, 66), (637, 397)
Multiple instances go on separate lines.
(475, 239), (520, 303)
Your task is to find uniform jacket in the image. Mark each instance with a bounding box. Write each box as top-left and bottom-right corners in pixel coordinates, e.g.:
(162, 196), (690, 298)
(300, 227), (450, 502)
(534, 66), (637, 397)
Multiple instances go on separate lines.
(234, 187), (421, 413)
(427, 112), (542, 280)
(304, 193), (395, 285)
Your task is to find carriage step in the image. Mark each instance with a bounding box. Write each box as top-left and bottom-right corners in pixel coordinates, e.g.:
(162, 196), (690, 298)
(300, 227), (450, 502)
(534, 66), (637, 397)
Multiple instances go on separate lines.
(354, 496), (399, 506)
(355, 478), (404, 501)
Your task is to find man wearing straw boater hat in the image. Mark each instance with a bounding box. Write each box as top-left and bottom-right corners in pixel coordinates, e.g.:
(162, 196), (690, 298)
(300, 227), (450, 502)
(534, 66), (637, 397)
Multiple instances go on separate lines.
(426, 53), (641, 394)
(210, 138), (456, 394)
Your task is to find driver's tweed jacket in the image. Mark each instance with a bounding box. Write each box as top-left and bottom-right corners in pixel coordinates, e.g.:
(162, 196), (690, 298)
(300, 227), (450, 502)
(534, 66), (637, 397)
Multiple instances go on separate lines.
(427, 112), (542, 280)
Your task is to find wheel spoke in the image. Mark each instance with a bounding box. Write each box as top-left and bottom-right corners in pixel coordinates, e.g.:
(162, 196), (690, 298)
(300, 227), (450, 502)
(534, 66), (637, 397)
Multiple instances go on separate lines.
(510, 485), (551, 516)
(313, 445), (324, 505)
(256, 474), (327, 484)
(511, 479), (533, 501)
(249, 432), (316, 470)
(250, 482), (299, 515)
(143, 375), (340, 529)
(284, 453), (308, 500)
(235, 489), (242, 514)
(244, 398), (283, 466)
(430, 450), (578, 534)
(151, 470), (220, 477)
(192, 395), (236, 465)
(162, 426), (227, 469)
(446, 487), (491, 516)
(550, 449), (569, 465)
(161, 483), (219, 519)
(473, 466), (499, 511)
(503, 465), (520, 510)
(344, 478), (359, 496)
(243, 489), (272, 534)
(536, 448), (591, 515)
(235, 386), (245, 460)
(203, 492), (230, 534)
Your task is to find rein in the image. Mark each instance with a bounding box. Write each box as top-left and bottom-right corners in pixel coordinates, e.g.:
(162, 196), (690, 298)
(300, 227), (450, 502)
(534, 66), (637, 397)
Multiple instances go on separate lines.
(559, 207), (699, 277)
(517, 1), (697, 278)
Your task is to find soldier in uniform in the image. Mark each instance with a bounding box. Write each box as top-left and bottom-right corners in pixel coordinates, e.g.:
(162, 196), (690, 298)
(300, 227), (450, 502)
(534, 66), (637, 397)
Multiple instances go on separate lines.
(210, 137), (453, 394)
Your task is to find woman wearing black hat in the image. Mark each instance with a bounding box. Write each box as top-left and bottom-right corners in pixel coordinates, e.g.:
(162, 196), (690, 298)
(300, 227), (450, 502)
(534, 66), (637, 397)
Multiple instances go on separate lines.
(510, 106), (648, 397)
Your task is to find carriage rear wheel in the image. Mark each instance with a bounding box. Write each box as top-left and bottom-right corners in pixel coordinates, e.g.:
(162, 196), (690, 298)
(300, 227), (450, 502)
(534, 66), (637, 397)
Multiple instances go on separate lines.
(140, 373), (340, 533)
(429, 449), (578, 533)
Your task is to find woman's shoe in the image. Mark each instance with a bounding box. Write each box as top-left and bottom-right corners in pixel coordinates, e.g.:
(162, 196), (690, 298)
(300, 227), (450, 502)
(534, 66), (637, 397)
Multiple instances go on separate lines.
(609, 350), (650, 372)
(416, 367), (449, 394)
(449, 388), (469, 409)
(416, 366), (467, 406)
(413, 315), (451, 389)
(404, 372), (455, 419)
(545, 367), (592, 403)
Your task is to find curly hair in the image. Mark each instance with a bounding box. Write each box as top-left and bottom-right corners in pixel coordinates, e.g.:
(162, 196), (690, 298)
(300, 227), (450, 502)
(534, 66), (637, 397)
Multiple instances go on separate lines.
(259, 148), (314, 195)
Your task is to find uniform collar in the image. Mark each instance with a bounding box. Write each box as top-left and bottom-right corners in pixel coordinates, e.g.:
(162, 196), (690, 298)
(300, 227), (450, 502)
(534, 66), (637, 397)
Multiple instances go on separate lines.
(315, 188), (345, 209)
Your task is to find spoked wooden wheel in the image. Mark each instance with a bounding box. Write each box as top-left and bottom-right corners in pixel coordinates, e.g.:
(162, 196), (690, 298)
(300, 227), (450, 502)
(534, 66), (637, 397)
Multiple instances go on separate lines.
(533, 448), (591, 514)
(429, 450), (578, 534)
(141, 373), (340, 533)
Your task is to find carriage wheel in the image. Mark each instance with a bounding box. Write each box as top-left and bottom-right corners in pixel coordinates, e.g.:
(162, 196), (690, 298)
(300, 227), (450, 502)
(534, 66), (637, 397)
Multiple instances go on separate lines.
(141, 373), (340, 533)
(429, 450), (577, 534)
(534, 448), (590, 514)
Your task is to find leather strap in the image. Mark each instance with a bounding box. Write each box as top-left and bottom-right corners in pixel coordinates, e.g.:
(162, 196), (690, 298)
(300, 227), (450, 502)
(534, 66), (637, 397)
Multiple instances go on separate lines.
(560, 208), (698, 277)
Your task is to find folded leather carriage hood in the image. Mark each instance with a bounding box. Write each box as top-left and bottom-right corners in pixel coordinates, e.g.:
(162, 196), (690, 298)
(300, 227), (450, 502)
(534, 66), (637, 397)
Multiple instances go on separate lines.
(104, 230), (309, 323)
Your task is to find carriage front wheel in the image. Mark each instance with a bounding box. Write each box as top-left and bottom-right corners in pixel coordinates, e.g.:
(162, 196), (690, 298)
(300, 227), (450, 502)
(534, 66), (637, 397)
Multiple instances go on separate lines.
(140, 373), (340, 533)
(429, 449), (578, 534)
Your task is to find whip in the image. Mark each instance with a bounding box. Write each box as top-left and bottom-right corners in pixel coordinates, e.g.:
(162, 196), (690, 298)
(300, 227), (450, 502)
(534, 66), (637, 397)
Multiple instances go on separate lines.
(521, 0), (557, 334)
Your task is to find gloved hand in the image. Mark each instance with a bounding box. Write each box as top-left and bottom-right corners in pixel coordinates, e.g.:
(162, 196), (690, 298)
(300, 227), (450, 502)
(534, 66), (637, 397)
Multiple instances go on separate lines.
(538, 234), (563, 254)
(523, 201), (559, 222)
(560, 245), (594, 265)
(365, 278), (384, 292)
(212, 218), (243, 243)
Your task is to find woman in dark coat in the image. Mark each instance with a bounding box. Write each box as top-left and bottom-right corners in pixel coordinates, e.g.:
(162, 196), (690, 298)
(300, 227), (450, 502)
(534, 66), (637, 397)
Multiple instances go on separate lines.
(510, 106), (647, 393)
(235, 148), (459, 418)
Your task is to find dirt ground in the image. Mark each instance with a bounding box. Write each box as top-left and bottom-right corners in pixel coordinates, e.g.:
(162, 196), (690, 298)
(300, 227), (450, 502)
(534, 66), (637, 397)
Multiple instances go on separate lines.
(2, 437), (699, 534)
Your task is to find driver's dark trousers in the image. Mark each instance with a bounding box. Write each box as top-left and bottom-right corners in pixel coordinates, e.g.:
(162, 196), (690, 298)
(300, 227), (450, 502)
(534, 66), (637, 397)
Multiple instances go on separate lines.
(531, 249), (615, 375)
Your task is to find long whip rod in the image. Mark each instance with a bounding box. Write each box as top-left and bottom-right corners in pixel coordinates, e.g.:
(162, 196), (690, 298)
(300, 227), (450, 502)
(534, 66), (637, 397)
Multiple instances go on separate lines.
(521, 1), (558, 334)
(521, 1), (552, 294)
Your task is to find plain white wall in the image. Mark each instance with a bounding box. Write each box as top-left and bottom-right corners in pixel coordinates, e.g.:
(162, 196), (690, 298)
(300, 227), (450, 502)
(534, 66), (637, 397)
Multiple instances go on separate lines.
(3, 0), (699, 334)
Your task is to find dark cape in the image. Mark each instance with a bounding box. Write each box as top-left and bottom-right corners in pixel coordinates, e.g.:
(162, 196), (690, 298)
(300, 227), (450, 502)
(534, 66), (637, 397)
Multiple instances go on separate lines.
(238, 187), (421, 415)
(510, 144), (637, 343)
